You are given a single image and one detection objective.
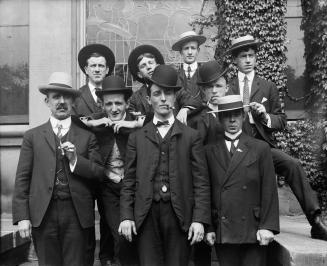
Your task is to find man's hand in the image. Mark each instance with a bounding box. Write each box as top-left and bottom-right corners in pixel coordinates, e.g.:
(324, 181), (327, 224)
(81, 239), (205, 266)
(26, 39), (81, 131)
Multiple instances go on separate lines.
(256, 229), (274, 246)
(118, 220), (137, 242)
(112, 120), (138, 133)
(81, 117), (113, 128)
(18, 220), (32, 238)
(176, 108), (189, 125)
(250, 102), (267, 116)
(205, 232), (216, 246)
(60, 141), (77, 164)
(188, 222), (204, 245)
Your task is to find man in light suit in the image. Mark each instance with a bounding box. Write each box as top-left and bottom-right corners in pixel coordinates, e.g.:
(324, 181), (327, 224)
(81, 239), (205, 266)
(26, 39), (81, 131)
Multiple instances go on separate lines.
(12, 72), (105, 266)
(74, 43), (116, 265)
(119, 65), (211, 266)
(205, 95), (280, 266)
(227, 35), (327, 240)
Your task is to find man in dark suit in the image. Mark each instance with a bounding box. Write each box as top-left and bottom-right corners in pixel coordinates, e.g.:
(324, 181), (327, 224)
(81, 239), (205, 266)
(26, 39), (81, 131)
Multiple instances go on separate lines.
(119, 65), (211, 266)
(12, 72), (105, 266)
(74, 43), (116, 265)
(205, 95), (280, 266)
(227, 35), (327, 240)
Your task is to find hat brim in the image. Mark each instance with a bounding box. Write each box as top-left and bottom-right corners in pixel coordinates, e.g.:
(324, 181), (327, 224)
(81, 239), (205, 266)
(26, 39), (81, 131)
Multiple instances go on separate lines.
(172, 35), (206, 51)
(95, 88), (132, 99)
(217, 104), (250, 113)
(39, 85), (81, 97)
(78, 44), (115, 76)
(197, 68), (228, 86)
(226, 40), (262, 55)
(128, 45), (165, 83)
(146, 77), (182, 91)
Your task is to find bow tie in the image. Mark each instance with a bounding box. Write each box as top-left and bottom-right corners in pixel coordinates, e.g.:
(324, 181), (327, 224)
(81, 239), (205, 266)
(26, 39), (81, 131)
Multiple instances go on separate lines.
(156, 120), (170, 127)
(224, 134), (241, 142)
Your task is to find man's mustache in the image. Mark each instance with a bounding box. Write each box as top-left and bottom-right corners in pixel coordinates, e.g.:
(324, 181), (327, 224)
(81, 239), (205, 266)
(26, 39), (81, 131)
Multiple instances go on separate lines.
(56, 104), (68, 110)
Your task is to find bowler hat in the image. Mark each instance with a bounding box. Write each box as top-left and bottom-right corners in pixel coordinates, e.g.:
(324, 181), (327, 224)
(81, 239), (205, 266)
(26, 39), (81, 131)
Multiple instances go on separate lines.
(39, 72), (80, 97)
(95, 76), (132, 99)
(172, 31), (206, 51)
(217, 95), (245, 112)
(78, 43), (115, 76)
(197, 60), (228, 86)
(128, 44), (165, 83)
(226, 35), (262, 55)
(147, 65), (181, 90)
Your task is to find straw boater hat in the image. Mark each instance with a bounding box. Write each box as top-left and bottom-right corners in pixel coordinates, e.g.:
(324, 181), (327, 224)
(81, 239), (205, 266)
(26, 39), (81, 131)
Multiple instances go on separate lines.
(197, 60), (228, 86)
(128, 44), (165, 83)
(146, 65), (181, 91)
(95, 76), (132, 99)
(172, 31), (206, 51)
(78, 43), (115, 76)
(39, 72), (80, 97)
(226, 35), (262, 55)
(217, 95), (245, 112)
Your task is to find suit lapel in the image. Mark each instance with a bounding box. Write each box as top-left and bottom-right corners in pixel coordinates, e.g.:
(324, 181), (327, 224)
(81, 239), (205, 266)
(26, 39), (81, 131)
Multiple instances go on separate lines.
(212, 138), (229, 172)
(229, 78), (240, 95)
(222, 134), (249, 185)
(81, 85), (97, 113)
(43, 120), (56, 153)
(250, 75), (261, 101)
(144, 122), (159, 145)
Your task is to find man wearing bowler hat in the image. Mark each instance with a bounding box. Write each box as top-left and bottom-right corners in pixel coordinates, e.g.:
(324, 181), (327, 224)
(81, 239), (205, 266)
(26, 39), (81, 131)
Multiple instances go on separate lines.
(172, 31), (206, 106)
(227, 35), (327, 240)
(205, 95), (279, 266)
(119, 65), (211, 266)
(128, 44), (201, 125)
(12, 72), (105, 266)
(74, 43), (116, 265)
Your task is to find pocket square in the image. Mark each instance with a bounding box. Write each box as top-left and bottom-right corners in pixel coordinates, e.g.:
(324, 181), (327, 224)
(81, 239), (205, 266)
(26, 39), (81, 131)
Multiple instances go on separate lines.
(237, 148), (243, 152)
(261, 97), (267, 104)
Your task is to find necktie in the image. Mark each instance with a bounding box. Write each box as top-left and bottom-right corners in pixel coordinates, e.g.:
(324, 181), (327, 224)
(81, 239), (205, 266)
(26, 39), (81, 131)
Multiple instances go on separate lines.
(187, 65), (191, 80)
(243, 76), (250, 112)
(57, 124), (64, 156)
(95, 88), (102, 109)
(156, 120), (169, 127)
(224, 135), (240, 157)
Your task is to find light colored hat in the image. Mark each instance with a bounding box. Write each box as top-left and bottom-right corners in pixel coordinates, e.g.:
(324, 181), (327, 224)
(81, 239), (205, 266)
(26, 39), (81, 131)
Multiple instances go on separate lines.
(217, 95), (245, 112)
(39, 72), (80, 97)
(172, 31), (206, 51)
(226, 35), (262, 54)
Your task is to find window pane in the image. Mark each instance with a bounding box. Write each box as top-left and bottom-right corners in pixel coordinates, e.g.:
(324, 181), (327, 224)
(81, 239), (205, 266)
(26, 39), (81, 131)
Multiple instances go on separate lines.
(0, 0), (29, 124)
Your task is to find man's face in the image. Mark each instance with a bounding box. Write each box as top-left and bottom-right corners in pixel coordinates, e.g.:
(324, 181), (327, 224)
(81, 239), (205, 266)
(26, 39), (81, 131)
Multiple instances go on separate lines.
(147, 84), (176, 119)
(45, 91), (74, 120)
(180, 41), (199, 64)
(220, 109), (244, 134)
(102, 93), (128, 121)
(234, 48), (256, 74)
(203, 77), (227, 105)
(137, 56), (158, 79)
(84, 56), (109, 85)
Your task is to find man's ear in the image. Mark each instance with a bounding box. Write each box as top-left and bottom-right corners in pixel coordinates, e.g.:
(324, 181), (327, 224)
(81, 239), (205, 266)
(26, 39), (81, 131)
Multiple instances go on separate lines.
(105, 67), (109, 75)
(44, 96), (49, 105)
(137, 72), (143, 79)
(146, 95), (151, 105)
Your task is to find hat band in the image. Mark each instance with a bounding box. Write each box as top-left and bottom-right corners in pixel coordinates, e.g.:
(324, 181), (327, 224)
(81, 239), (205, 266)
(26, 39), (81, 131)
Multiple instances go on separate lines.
(49, 83), (72, 88)
(231, 39), (259, 49)
(218, 102), (243, 111)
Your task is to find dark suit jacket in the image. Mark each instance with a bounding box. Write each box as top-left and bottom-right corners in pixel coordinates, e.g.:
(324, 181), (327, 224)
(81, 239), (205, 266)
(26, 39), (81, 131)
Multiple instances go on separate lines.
(228, 75), (287, 147)
(205, 133), (280, 244)
(12, 120), (104, 228)
(73, 84), (102, 116)
(120, 120), (211, 232)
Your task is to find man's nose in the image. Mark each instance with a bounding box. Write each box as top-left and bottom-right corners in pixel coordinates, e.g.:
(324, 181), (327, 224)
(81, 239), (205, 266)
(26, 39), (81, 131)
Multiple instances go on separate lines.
(160, 92), (166, 101)
(94, 65), (100, 71)
(112, 104), (117, 111)
(59, 96), (65, 103)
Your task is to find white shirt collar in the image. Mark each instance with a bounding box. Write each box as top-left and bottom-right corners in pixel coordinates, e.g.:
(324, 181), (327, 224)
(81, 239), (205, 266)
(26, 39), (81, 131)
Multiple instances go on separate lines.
(50, 116), (71, 130)
(238, 70), (255, 83)
(88, 81), (102, 92)
(153, 114), (175, 126)
(225, 130), (242, 140)
(183, 62), (198, 72)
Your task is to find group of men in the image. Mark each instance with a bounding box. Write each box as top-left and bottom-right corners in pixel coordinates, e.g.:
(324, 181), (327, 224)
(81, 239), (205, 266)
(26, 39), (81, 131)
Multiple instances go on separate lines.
(12, 30), (327, 266)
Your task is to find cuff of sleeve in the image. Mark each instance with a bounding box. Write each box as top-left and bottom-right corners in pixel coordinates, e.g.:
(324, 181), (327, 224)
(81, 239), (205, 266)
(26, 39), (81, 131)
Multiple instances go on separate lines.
(69, 158), (77, 172)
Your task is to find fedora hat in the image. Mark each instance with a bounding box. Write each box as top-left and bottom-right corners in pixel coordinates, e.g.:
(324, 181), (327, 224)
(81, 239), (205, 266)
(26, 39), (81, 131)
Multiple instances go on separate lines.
(147, 65), (181, 90)
(197, 60), (228, 86)
(78, 43), (115, 76)
(128, 44), (165, 83)
(217, 95), (246, 112)
(39, 72), (80, 97)
(95, 76), (132, 99)
(226, 35), (262, 55)
(172, 31), (206, 51)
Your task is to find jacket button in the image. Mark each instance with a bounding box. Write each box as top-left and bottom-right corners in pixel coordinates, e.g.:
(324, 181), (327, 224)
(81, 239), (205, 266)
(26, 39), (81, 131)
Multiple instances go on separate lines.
(222, 216), (226, 220)
(241, 216), (246, 221)
(242, 185), (247, 190)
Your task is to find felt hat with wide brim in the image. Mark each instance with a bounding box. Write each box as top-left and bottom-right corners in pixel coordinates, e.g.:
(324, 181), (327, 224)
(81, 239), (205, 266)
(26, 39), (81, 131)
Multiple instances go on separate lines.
(172, 31), (206, 51)
(226, 35), (262, 55)
(78, 43), (115, 76)
(146, 65), (181, 91)
(217, 95), (246, 112)
(95, 76), (132, 99)
(197, 60), (228, 86)
(128, 44), (165, 83)
(39, 72), (80, 97)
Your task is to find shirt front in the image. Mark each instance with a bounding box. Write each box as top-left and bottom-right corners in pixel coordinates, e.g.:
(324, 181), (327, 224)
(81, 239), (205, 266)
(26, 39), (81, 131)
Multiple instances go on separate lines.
(183, 62), (198, 78)
(88, 82), (102, 103)
(224, 130), (242, 152)
(153, 115), (175, 138)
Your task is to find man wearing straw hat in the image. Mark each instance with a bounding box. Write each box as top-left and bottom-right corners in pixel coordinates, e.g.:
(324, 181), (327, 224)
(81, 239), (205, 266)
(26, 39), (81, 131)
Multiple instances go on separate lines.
(205, 94), (279, 266)
(227, 34), (327, 240)
(119, 65), (211, 266)
(12, 72), (105, 266)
